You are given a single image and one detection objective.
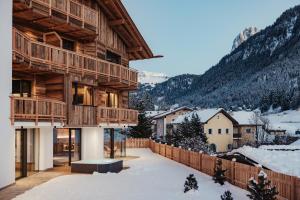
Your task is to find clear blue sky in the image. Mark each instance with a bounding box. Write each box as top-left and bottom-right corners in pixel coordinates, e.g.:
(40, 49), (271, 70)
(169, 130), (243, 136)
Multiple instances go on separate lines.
(123, 0), (300, 76)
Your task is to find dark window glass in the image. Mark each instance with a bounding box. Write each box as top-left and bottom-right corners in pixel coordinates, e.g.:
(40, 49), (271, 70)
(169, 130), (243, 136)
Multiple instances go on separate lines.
(208, 129), (212, 134)
(106, 50), (121, 64)
(246, 128), (251, 133)
(218, 129), (222, 134)
(72, 83), (93, 106)
(226, 129), (229, 134)
(12, 80), (31, 97)
(62, 39), (75, 51)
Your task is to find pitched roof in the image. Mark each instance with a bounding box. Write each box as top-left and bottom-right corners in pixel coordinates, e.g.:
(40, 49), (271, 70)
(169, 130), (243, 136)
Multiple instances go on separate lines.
(97, 0), (160, 60)
(153, 106), (193, 119)
(172, 108), (238, 124)
(145, 111), (166, 118)
(230, 111), (263, 125)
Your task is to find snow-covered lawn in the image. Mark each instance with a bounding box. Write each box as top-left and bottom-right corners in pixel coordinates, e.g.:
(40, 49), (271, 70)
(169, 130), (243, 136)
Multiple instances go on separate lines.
(231, 143), (300, 177)
(14, 149), (247, 200)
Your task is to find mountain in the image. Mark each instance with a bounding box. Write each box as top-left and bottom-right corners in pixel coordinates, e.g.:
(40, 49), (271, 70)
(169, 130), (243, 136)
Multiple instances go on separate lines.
(135, 5), (300, 111)
(138, 71), (169, 86)
(231, 27), (259, 51)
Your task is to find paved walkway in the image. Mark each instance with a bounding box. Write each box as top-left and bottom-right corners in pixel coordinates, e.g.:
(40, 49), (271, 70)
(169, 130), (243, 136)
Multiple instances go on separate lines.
(0, 166), (71, 200)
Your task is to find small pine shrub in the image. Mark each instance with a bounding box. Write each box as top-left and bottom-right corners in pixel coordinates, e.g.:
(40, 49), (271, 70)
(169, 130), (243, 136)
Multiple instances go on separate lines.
(184, 174), (198, 193)
(247, 170), (278, 200)
(221, 190), (234, 200)
(213, 159), (227, 185)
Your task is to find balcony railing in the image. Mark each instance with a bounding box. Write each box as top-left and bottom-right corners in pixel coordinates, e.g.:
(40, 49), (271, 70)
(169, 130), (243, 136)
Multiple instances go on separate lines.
(12, 28), (138, 89)
(97, 107), (138, 125)
(10, 96), (66, 125)
(14, 0), (98, 37)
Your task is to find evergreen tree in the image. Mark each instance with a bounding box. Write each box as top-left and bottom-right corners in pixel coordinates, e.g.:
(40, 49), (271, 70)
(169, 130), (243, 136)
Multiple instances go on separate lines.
(247, 170), (278, 200)
(213, 159), (227, 185)
(184, 174), (198, 193)
(221, 190), (234, 200)
(128, 100), (152, 138)
(190, 113), (207, 143)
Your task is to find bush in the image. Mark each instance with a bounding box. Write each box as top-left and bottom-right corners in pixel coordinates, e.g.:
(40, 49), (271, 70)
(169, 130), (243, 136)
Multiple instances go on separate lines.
(184, 174), (198, 193)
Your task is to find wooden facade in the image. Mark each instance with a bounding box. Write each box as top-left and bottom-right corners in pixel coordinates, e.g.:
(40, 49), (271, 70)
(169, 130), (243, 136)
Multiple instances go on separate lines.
(11, 0), (152, 126)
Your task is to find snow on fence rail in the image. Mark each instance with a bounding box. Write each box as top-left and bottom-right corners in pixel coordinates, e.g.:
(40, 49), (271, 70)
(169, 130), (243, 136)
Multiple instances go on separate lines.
(126, 138), (150, 148)
(128, 138), (300, 200)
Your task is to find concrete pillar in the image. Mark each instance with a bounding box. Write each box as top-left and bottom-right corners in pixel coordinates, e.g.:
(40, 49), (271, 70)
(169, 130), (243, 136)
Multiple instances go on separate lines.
(0, 0), (14, 189)
(81, 127), (104, 160)
(38, 127), (54, 171)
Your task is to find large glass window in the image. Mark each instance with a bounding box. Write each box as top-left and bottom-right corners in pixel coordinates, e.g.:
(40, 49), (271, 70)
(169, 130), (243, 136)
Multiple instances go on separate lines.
(12, 80), (31, 97)
(106, 50), (121, 64)
(104, 129), (126, 158)
(72, 83), (93, 106)
(107, 92), (118, 108)
(53, 128), (81, 166)
(15, 129), (38, 179)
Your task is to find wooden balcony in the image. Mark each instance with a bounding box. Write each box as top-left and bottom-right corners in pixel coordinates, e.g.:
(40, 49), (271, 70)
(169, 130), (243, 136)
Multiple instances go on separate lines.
(12, 28), (138, 90)
(10, 96), (66, 125)
(233, 133), (242, 139)
(13, 0), (98, 40)
(69, 106), (138, 126)
(97, 107), (138, 125)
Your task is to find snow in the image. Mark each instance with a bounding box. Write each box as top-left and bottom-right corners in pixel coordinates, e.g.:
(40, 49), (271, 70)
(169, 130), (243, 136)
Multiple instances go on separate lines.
(230, 111), (263, 125)
(145, 111), (166, 118)
(263, 110), (300, 135)
(172, 108), (222, 124)
(231, 145), (300, 177)
(153, 106), (192, 119)
(14, 149), (248, 200)
(232, 27), (259, 51)
(138, 71), (169, 87)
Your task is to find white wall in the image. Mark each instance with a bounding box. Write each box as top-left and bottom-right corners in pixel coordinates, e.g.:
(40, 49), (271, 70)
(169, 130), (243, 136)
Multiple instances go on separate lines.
(81, 127), (104, 160)
(0, 0), (14, 189)
(38, 127), (54, 170)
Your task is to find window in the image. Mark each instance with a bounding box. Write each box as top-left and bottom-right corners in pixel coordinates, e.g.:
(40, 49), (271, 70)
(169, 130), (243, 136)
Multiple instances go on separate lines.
(12, 80), (31, 97)
(226, 128), (229, 134)
(246, 128), (251, 133)
(208, 129), (212, 134)
(62, 39), (75, 51)
(106, 50), (121, 64)
(107, 92), (118, 108)
(72, 83), (93, 106)
(218, 129), (222, 134)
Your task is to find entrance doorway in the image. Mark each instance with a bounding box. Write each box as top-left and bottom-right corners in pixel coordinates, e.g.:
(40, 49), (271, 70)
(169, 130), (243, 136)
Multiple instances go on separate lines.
(15, 129), (37, 179)
(53, 128), (81, 166)
(104, 128), (126, 158)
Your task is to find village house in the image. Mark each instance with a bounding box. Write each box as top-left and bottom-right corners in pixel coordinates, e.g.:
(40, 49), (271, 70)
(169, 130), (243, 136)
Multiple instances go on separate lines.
(230, 111), (264, 148)
(0, 0), (157, 189)
(152, 107), (193, 138)
(172, 109), (239, 153)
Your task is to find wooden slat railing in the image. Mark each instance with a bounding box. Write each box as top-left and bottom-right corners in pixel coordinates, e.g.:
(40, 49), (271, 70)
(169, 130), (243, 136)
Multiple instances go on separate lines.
(97, 107), (138, 124)
(12, 28), (138, 88)
(10, 96), (66, 125)
(31, 0), (98, 28)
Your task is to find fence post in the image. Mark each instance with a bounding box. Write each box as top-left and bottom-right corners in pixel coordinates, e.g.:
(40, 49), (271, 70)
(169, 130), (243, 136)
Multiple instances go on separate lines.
(231, 159), (236, 185)
(199, 151), (203, 172)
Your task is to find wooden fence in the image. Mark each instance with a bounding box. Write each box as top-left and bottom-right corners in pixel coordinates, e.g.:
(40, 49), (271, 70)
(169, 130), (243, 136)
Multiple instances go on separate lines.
(126, 138), (150, 148)
(127, 138), (300, 200)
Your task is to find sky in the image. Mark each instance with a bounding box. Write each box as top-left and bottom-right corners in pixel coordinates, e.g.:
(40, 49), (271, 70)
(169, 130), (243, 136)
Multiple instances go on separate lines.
(122, 0), (300, 76)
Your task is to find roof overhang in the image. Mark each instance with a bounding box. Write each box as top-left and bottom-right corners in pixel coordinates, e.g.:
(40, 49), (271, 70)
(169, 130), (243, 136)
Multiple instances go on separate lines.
(97, 0), (158, 60)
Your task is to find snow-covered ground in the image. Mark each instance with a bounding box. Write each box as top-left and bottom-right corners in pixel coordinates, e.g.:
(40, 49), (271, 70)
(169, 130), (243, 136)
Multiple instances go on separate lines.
(263, 110), (300, 135)
(138, 71), (169, 86)
(14, 149), (247, 200)
(231, 142), (300, 177)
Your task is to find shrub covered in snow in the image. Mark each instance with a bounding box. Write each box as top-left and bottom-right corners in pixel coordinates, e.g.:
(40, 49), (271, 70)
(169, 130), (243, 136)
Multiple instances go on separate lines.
(221, 190), (234, 200)
(247, 170), (278, 200)
(184, 174), (199, 193)
(213, 159), (227, 185)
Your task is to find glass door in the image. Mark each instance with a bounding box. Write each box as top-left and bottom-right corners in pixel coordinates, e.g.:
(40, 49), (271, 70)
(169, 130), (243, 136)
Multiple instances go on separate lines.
(53, 128), (81, 166)
(15, 129), (24, 179)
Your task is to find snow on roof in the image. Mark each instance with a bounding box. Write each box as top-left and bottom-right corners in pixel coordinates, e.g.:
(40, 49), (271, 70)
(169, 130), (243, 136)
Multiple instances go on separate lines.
(172, 108), (223, 124)
(230, 111), (263, 125)
(231, 145), (300, 177)
(153, 106), (192, 119)
(264, 110), (300, 135)
(145, 111), (166, 118)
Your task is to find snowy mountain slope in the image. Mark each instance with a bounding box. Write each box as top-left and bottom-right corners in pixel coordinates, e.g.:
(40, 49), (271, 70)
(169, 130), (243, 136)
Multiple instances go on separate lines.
(232, 26), (259, 51)
(139, 5), (300, 110)
(138, 71), (169, 86)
